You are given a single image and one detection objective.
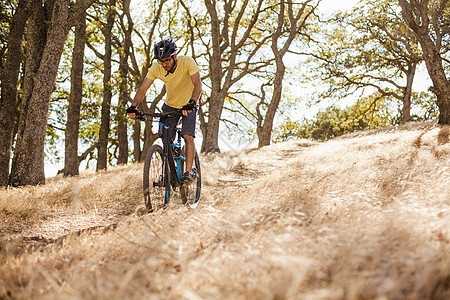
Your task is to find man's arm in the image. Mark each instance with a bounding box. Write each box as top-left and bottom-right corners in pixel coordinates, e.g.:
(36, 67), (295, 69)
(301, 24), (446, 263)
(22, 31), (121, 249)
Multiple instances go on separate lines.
(190, 71), (202, 103)
(127, 77), (154, 119)
(182, 71), (202, 116)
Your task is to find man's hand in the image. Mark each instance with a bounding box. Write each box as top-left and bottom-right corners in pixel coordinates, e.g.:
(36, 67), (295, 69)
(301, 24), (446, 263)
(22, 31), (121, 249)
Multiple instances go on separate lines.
(182, 99), (197, 116)
(126, 106), (139, 119)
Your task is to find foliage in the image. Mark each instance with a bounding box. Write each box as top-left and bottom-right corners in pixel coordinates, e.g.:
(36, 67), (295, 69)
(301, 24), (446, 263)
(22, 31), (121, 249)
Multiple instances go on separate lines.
(304, 0), (431, 123)
(274, 95), (403, 142)
(410, 91), (439, 121)
(3, 0), (441, 175)
(0, 0), (16, 66)
(274, 88), (439, 142)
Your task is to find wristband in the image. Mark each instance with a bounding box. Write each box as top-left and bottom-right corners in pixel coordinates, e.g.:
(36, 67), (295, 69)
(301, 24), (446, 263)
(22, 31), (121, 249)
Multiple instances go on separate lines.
(182, 99), (196, 111)
(126, 105), (139, 114)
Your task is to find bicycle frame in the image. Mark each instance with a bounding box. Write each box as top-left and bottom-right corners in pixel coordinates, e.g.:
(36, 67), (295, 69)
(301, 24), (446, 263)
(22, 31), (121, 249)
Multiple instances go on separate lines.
(143, 111), (185, 204)
(161, 121), (185, 187)
(140, 109), (201, 210)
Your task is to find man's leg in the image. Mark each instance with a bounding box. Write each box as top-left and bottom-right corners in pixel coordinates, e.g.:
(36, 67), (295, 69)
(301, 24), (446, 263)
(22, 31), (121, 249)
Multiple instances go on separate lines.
(183, 134), (195, 172)
(180, 106), (197, 182)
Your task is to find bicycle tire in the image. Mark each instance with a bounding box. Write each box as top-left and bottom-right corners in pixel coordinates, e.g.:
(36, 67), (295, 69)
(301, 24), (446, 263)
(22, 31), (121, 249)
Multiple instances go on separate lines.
(143, 144), (169, 212)
(180, 149), (201, 208)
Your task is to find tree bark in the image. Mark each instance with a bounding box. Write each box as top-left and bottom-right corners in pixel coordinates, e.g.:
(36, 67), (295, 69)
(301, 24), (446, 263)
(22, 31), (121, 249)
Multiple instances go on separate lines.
(97, 0), (116, 171)
(258, 60), (285, 147)
(201, 90), (226, 153)
(0, 0), (30, 187)
(133, 121), (141, 161)
(10, 0), (70, 186)
(64, 9), (87, 176)
(201, 0), (268, 153)
(402, 63), (416, 123)
(258, 0), (313, 147)
(117, 0), (133, 165)
(200, 0), (224, 153)
(9, 0), (95, 186)
(258, 0), (286, 147)
(126, 0), (166, 161)
(399, 0), (450, 124)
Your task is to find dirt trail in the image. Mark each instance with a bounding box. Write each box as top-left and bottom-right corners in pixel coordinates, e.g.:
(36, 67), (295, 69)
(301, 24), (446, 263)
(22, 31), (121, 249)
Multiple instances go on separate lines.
(0, 138), (310, 256)
(0, 123), (449, 299)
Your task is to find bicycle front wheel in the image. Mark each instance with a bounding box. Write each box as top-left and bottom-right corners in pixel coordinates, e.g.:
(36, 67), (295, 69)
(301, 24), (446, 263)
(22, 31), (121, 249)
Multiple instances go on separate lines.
(143, 144), (169, 212)
(180, 150), (201, 208)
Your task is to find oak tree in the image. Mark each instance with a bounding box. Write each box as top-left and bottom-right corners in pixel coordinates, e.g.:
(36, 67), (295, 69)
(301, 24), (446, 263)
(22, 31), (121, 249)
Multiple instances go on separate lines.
(9, 0), (95, 186)
(399, 0), (450, 124)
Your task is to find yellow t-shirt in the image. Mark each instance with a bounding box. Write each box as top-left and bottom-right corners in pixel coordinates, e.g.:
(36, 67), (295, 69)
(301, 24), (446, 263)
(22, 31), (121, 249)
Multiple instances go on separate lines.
(146, 56), (199, 109)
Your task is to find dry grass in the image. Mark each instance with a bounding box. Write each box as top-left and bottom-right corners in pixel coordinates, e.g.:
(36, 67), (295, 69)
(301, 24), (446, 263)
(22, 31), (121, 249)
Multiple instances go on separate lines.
(0, 122), (449, 299)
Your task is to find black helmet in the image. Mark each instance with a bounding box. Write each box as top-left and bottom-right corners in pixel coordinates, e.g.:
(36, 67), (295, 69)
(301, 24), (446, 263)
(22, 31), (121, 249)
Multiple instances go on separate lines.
(154, 39), (177, 60)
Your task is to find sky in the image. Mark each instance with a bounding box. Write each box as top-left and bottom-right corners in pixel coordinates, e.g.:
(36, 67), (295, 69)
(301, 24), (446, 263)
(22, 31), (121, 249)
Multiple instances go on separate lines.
(318, 0), (359, 15)
(130, 0), (361, 20)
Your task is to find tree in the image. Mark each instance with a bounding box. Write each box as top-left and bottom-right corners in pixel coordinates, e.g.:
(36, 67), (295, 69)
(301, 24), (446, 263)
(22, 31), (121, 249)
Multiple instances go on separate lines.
(199, 0), (273, 153)
(306, 0), (424, 125)
(0, 0), (29, 186)
(127, 0), (167, 162)
(273, 95), (399, 141)
(64, 7), (87, 176)
(96, 0), (116, 171)
(349, 0), (424, 123)
(115, 0), (133, 165)
(9, 0), (95, 187)
(398, 0), (450, 124)
(257, 0), (317, 147)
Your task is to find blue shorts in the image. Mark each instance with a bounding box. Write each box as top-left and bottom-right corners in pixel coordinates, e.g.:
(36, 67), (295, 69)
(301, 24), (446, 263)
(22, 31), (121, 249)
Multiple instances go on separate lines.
(161, 103), (197, 140)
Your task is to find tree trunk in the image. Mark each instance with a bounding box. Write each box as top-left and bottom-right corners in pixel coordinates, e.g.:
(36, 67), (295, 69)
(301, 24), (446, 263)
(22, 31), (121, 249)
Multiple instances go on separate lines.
(201, 0), (224, 153)
(422, 45), (450, 124)
(64, 9), (86, 176)
(258, 61), (285, 147)
(198, 0), (269, 153)
(402, 63), (415, 123)
(133, 121), (141, 161)
(201, 91), (225, 153)
(257, 0), (311, 147)
(97, 0), (116, 171)
(399, 0), (450, 125)
(9, 0), (94, 186)
(258, 0), (286, 147)
(0, 0), (30, 187)
(117, 63), (129, 164)
(10, 0), (70, 186)
(117, 0), (133, 165)
(9, 0), (49, 186)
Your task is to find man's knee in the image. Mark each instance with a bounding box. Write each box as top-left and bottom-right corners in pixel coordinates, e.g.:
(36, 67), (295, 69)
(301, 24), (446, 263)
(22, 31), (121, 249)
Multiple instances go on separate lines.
(183, 134), (194, 144)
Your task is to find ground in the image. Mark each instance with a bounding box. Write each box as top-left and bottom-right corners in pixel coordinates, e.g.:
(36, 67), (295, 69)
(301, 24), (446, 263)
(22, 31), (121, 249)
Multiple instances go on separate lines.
(0, 121), (449, 299)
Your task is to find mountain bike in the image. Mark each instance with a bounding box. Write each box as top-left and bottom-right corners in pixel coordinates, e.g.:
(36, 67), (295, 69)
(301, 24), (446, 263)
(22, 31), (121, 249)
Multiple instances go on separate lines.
(137, 110), (201, 212)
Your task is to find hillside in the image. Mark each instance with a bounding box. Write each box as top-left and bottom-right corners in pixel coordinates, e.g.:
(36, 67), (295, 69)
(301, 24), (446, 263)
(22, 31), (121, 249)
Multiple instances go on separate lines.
(0, 122), (449, 299)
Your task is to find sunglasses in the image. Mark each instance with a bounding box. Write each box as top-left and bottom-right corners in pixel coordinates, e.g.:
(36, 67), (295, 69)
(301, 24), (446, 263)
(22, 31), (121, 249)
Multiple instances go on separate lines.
(158, 56), (173, 65)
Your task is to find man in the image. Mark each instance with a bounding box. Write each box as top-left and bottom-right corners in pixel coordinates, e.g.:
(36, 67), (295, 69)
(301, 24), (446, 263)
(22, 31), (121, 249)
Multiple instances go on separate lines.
(127, 38), (202, 182)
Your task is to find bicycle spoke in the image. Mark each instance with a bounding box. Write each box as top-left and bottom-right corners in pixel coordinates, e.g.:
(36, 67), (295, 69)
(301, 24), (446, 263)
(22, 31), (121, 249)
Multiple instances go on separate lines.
(143, 145), (166, 212)
(181, 152), (201, 208)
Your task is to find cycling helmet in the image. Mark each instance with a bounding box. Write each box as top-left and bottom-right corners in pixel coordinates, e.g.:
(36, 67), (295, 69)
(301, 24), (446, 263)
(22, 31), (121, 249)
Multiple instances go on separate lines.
(154, 39), (177, 60)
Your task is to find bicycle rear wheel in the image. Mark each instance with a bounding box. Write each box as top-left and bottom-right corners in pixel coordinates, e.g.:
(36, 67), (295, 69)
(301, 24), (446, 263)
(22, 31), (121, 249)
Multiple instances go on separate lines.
(180, 150), (201, 208)
(143, 144), (169, 212)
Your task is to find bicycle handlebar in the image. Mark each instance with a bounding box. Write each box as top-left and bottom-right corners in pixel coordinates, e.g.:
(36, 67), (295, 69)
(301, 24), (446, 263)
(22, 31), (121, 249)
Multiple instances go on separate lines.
(136, 109), (182, 121)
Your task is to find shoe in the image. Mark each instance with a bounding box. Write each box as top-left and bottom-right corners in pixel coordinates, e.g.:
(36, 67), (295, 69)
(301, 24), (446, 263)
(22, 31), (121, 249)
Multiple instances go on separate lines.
(182, 171), (194, 183)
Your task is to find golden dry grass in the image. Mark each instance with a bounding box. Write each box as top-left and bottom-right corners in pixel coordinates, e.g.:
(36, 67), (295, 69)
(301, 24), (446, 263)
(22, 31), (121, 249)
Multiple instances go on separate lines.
(0, 122), (449, 299)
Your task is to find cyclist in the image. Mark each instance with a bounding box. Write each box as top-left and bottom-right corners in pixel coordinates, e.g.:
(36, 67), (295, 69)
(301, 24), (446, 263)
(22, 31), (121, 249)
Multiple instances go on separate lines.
(127, 38), (202, 183)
